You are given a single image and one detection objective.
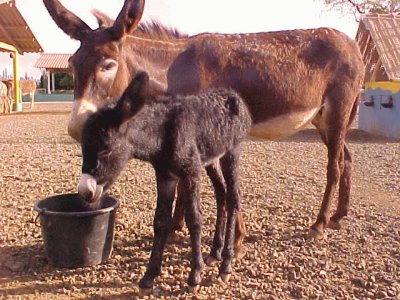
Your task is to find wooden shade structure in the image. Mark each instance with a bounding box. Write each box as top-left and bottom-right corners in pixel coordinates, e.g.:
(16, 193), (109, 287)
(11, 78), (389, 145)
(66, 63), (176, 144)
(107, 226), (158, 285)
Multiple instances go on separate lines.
(0, 0), (43, 111)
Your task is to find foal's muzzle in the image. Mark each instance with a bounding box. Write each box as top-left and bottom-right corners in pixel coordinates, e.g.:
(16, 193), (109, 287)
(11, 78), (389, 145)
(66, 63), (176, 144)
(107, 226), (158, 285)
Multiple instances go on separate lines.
(77, 173), (104, 203)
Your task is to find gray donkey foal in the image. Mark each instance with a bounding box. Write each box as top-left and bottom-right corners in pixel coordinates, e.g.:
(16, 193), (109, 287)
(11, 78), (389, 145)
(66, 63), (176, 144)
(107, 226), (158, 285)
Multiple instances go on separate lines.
(77, 71), (251, 294)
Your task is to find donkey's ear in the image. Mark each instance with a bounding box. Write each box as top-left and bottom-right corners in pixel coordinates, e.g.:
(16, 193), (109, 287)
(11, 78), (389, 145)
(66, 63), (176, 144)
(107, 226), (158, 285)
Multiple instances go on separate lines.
(43, 0), (92, 40)
(112, 0), (145, 40)
(92, 9), (114, 28)
(116, 71), (150, 124)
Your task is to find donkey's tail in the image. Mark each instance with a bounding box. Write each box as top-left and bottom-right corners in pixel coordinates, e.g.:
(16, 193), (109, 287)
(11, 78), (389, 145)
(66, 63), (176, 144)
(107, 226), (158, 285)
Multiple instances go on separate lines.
(347, 90), (362, 129)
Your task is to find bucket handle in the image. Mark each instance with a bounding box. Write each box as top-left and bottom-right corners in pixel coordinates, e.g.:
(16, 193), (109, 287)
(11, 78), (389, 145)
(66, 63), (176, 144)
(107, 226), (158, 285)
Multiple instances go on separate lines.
(34, 209), (45, 227)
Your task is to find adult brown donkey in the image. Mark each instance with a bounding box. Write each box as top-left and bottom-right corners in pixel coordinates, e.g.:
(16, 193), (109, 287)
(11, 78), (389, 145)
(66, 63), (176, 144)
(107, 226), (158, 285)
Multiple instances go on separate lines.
(43, 0), (364, 248)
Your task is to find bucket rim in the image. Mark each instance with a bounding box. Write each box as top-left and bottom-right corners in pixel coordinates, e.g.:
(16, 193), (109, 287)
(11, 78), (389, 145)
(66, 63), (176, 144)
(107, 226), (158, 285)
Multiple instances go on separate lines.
(33, 193), (120, 217)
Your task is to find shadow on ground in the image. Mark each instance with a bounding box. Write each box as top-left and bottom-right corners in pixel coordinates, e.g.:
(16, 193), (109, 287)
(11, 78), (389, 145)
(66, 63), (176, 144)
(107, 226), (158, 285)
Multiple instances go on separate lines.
(257, 128), (400, 144)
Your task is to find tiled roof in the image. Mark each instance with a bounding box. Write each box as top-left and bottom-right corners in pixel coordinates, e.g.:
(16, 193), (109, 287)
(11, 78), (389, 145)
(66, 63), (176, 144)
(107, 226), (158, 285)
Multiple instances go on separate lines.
(0, 0), (43, 53)
(34, 53), (72, 70)
(357, 13), (400, 82)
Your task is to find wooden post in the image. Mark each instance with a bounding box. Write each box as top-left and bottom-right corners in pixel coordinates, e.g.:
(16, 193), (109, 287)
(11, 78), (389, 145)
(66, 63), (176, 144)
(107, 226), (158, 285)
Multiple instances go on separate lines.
(12, 50), (22, 111)
(0, 41), (22, 111)
(46, 70), (51, 94)
(51, 72), (55, 93)
(371, 59), (382, 82)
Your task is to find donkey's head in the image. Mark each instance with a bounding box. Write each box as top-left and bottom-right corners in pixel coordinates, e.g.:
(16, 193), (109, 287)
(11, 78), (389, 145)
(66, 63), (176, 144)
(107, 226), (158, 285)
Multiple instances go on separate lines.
(43, 0), (145, 141)
(78, 71), (149, 203)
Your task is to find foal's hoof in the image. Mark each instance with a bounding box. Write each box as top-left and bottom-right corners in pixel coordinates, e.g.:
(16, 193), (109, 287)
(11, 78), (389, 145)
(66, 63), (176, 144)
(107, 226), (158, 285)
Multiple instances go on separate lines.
(219, 273), (232, 283)
(234, 246), (247, 260)
(327, 220), (342, 230)
(188, 285), (200, 294)
(307, 228), (324, 241)
(205, 255), (219, 266)
(138, 287), (153, 297)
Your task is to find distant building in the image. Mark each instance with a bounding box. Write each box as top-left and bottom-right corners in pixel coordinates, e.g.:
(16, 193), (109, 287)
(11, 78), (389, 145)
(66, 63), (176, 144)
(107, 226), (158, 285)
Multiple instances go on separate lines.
(356, 14), (400, 139)
(34, 53), (72, 94)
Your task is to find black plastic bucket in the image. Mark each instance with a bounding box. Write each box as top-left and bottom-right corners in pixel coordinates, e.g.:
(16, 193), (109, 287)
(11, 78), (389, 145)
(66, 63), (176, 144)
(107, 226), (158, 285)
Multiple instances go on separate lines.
(34, 193), (119, 268)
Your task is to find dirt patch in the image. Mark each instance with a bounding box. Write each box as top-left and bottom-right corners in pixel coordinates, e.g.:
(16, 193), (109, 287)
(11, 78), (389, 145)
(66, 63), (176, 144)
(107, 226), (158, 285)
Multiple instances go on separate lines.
(0, 103), (399, 299)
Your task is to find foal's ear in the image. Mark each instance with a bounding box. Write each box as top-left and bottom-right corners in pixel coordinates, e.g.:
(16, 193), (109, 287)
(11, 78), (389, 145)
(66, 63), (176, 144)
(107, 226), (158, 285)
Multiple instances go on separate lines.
(43, 0), (92, 40)
(116, 71), (150, 124)
(112, 0), (145, 40)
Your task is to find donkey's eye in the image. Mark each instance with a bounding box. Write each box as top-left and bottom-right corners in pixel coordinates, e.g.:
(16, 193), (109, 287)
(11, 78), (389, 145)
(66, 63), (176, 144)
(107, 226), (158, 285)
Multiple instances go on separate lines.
(101, 60), (117, 71)
(98, 150), (112, 159)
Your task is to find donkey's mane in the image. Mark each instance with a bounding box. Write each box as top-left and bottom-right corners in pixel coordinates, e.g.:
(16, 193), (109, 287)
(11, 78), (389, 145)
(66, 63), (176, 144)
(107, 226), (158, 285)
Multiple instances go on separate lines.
(92, 9), (186, 40)
(135, 20), (187, 40)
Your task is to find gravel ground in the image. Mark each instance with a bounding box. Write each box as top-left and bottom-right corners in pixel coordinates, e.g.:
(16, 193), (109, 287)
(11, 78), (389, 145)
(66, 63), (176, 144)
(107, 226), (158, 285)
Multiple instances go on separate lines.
(0, 102), (399, 299)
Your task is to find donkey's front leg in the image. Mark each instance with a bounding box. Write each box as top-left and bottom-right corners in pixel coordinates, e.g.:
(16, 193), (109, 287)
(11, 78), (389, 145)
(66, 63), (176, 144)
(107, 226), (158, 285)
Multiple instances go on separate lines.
(182, 170), (204, 293)
(139, 173), (177, 296)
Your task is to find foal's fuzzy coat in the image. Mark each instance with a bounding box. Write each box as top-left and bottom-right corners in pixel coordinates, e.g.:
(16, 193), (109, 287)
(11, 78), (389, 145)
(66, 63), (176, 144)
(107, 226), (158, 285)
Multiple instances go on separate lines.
(78, 71), (251, 292)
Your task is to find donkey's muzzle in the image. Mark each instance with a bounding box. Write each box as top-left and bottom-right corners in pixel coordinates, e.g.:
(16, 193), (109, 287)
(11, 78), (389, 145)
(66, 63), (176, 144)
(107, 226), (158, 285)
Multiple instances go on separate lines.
(68, 99), (99, 142)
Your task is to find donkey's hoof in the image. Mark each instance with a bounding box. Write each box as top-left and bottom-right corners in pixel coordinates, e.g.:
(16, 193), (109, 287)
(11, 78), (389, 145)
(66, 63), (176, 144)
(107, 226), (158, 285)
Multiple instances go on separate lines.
(307, 228), (324, 241)
(205, 255), (219, 266)
(188, 285), (200, 294)
(234, 246), (247, 260)
(327, 220), (341, 230)
(138, 287), (153, 297)
(219, 273), (232, 283)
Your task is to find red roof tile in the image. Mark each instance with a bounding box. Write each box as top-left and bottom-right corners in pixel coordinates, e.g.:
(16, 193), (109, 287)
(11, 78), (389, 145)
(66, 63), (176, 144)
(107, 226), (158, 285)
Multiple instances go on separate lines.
(34, 53), (72, 70)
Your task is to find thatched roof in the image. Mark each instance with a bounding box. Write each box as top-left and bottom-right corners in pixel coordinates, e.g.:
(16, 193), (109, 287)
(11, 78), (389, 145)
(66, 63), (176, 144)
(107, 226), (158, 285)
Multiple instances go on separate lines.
(356, 13), (400, 82)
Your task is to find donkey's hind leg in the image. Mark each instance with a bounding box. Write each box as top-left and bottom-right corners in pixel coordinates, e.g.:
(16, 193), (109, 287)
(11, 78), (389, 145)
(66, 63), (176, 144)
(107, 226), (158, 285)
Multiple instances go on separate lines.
(328, 98), (359, 230)
(328, 142), (352, 230)
(309, 92), (354, 240)
(308, 128), (345, 239)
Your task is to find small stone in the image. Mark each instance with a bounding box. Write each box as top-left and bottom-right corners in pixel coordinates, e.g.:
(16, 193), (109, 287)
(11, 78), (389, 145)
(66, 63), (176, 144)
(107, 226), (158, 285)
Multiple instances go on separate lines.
(375, 290), (388, 298)
(319, 270), (327, 278)
(288, 271), (299, 281)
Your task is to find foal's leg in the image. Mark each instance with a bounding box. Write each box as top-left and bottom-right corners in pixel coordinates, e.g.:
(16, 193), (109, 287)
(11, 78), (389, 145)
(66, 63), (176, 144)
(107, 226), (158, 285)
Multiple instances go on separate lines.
(181, 167), (205, 292)
(218, 147), (241, 282)
(206, 163), (247, 265)
(205, 163), (227, 265)
(139, 172), (177, 296)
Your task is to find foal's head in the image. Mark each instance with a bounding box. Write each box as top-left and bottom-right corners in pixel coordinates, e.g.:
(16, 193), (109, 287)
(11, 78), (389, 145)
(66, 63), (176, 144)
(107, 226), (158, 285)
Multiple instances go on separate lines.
(78, 72), (149, 203)
(43, 0), (145, 141)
